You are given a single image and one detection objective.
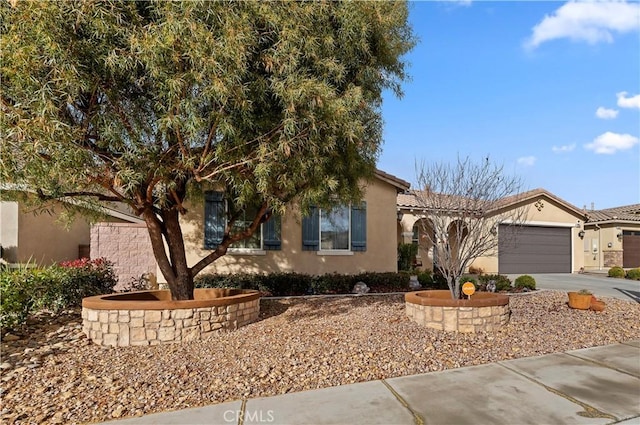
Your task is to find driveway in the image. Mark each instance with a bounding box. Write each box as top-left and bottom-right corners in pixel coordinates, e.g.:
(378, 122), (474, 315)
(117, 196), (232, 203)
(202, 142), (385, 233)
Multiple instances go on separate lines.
(506, 273), (640, 303)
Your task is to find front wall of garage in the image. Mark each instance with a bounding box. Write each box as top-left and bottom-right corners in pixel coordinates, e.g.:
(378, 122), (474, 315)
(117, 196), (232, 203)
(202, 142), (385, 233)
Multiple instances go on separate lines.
(470, 195), (584, 274)
(498, 225), (571, 273)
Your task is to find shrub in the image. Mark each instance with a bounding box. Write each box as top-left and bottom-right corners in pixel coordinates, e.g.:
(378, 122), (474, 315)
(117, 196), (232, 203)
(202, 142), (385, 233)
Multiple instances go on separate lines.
(416, 270), (433, 287)
(1, 267), (43, 330)
(479, 274), (512, 292)
(625, 268), (640, 280)
(397, 243), (419, 272)
(608, 266), (625, 278)
(0, 258), (116, 331)
(459, 275), (477, 285)
(40, 258), (117, 313)
(514, 275), (536, 290)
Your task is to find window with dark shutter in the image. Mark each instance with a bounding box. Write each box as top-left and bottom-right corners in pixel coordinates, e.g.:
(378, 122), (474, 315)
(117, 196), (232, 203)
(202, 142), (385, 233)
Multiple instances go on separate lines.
(350, 202), (366, 251)
(204, 191), (225, 249)
(302, 206), (320, 251)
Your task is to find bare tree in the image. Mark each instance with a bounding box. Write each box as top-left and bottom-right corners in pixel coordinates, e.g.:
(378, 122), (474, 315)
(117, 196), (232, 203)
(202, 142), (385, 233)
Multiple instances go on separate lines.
(414, 157), (528, 299)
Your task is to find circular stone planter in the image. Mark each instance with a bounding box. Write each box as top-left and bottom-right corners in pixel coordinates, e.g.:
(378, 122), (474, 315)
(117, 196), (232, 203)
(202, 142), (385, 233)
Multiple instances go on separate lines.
(82, 288), (260, 347)
(405, 290), (510, 333)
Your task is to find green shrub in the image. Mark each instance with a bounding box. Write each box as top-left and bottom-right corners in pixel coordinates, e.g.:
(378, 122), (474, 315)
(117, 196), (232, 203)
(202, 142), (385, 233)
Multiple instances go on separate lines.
(0, 267), (43, 330)
(40, 258), (117, 313)
(397, 243), (419, 272)
(479, 274), (512, 291)
(1, 258), (117, 331)
(625, 268), (640, 280)
(608, 266), (625, 278)
(417, 270), (433, 287)
(514, 275), (536, 290)
(459, 275), (477, 285)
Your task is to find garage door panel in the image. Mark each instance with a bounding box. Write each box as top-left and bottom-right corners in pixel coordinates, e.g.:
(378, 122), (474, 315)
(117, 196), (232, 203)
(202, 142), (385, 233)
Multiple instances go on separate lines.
(499, 225), (570, 274)
(623, 233), (640, 268)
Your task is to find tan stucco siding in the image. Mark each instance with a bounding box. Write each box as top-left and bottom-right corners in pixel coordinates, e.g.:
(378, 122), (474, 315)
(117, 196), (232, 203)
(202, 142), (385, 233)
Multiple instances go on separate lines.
(400, 195), (586, 275)
(582, 224), (636, 270)
(16, 203), (91, 265)
(178, 178), (400, 277)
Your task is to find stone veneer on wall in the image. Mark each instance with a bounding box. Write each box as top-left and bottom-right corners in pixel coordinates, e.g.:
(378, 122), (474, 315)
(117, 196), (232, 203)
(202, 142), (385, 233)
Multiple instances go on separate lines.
(405, 302), (510, 332)
(603, 251), (623, 268)
(90, 223), (156, 290)
(82, 299), (259, 347)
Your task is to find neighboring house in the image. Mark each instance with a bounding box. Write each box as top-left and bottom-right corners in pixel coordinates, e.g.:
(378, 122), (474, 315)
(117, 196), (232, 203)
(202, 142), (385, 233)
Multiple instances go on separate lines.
(0, 197), (143, 269)
(397, 188), (588, 274)
(174, 170), (411, 277)
(0, 187), (153, 289)
(582, 204), (640, 270)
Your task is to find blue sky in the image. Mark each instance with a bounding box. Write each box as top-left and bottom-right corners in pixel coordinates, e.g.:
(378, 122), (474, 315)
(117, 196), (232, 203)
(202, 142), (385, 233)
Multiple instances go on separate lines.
(379, 0), (640, 210)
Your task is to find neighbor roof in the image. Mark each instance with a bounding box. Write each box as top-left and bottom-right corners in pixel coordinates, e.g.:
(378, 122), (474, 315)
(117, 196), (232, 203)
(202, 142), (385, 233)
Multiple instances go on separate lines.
(374, 169), (410, 192)
(586, 204), (640, 224)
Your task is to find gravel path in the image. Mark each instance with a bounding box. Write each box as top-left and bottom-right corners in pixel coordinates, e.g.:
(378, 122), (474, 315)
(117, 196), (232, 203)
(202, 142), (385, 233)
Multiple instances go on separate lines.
(1, 290), (639, 424)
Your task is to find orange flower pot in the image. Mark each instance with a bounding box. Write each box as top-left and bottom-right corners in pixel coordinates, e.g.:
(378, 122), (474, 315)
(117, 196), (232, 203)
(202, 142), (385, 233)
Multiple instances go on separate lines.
(567, 292), (592, 310)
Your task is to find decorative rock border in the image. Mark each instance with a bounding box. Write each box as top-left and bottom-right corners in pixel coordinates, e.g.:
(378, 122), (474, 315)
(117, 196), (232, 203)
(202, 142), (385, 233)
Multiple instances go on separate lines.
(81, 289), (260, 347)
(405, 290), (510, 333)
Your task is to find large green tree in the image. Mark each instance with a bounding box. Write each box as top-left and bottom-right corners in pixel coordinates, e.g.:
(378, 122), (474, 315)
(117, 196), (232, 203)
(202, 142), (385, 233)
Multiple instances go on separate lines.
(1, 1), (415, 299)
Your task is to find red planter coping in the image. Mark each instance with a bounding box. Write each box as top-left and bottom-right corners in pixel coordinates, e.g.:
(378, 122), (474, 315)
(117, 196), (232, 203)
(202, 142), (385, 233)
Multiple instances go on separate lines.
(82, 288), (261, 310)
(405, 290), (509, 307)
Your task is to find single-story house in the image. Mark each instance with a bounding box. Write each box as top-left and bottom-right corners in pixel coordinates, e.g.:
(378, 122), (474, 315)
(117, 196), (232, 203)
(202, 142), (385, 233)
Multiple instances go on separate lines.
(582, 204), (640, 270)
(397, 188), (589, 274)
(176, 170), (410, 277)
(0, 193), (154, 289)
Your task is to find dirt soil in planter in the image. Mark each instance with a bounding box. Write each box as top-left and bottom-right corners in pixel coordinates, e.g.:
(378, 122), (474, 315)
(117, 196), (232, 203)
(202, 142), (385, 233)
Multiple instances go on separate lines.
(1, 291), (639, 424)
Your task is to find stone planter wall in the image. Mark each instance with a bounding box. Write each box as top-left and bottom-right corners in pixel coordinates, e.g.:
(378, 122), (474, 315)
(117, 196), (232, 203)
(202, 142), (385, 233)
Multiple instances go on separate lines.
(405, 290), (510, 333)
(81, 289), (260, 347)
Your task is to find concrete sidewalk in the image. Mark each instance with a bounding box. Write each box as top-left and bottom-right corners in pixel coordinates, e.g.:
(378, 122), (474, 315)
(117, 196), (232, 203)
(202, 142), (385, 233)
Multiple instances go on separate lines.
(103, 340), (640, 425)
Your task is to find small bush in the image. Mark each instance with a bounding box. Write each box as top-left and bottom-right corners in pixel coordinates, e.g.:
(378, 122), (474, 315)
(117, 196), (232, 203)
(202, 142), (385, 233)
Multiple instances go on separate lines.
(1, 258), (116, 331)
(459, 275), (477, 285)
(625, 268), (640, 280)
(416, 270), (433, 287)
(397, 243), (419, 272)
(514, 275), (536, 290)
(479, 274), (512, 292)
(608, 266), (625, 278)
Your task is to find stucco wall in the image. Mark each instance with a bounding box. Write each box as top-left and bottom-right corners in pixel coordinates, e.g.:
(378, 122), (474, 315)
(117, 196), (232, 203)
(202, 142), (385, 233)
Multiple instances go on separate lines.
(175, 178), (400, 279)
(400, 194), (586, 274)
(0, 201), (92, 265)
(582, 225), (628, 270)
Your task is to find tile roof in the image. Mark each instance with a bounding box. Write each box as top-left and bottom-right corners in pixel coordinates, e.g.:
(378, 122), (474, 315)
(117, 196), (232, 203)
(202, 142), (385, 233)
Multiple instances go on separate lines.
(374, 169), (410, 192)
(398, 188), (586, 218)
(586, 204), (640, 223)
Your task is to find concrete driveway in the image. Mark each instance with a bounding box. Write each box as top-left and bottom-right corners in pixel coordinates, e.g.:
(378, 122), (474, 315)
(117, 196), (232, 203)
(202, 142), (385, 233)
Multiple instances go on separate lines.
(507, 273), (640, 302)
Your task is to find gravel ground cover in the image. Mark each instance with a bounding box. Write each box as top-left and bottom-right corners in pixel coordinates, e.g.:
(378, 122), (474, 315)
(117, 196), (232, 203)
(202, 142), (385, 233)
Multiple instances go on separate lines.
(1, 290), (639, 424)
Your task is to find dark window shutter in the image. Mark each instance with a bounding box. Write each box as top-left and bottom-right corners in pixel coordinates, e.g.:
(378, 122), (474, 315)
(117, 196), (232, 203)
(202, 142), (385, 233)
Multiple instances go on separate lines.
(263, 213), (281, 251)
(351, 202), (366, 252)
(204, 191), (225, 249)
(302, 206), (319, 251)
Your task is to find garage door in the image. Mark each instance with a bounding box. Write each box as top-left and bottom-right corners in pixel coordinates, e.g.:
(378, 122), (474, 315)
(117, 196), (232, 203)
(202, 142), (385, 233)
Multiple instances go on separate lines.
(623, 231), (640, 268)
(498, 225), (571, 273)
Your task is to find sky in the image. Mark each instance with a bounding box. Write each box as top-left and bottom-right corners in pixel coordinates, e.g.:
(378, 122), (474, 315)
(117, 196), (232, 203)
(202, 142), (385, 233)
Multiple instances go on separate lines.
(379, 0), (640, 210)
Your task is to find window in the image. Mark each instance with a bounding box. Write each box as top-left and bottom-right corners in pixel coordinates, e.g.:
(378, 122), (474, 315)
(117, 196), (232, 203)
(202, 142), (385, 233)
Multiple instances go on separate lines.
(230, 207), (262, 249)
(320, 206), (350, 250)
(302, 203), (366, 252)
(204, 191), (281, 251)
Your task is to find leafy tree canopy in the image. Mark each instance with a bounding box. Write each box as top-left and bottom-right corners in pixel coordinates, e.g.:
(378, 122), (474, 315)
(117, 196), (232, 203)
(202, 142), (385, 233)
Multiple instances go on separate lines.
(1, 0), (415, 299)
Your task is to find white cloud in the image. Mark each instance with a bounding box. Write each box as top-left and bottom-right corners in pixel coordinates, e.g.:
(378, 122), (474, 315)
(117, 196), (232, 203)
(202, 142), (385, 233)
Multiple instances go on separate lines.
(517, 156), (536, 166)
(525, 1), (640, 50)
(584, 131), (639, 154)
(616, 91), (640, 108)
(552, 143), (577, 153)
(595, 107), (619, 119)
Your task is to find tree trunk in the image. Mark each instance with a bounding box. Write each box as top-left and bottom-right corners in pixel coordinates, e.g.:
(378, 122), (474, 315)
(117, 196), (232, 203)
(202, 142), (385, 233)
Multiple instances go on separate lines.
(142, 207), (194, 301)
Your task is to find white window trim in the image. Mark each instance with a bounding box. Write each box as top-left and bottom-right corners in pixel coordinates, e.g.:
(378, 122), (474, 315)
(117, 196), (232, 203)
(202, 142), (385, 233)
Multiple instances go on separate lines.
(319, 205), (351, 252)
(228, 248), (267, 256)
(317, 250), (354, 256)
